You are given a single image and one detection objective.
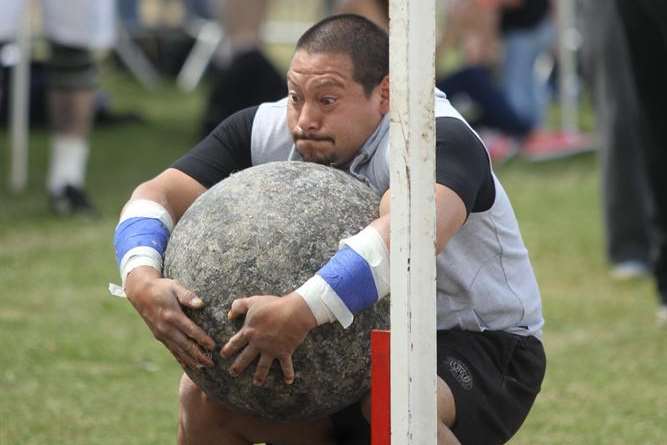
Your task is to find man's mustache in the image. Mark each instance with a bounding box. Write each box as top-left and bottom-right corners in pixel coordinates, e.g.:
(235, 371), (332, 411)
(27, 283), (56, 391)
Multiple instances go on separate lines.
(293, 130), (335, 144)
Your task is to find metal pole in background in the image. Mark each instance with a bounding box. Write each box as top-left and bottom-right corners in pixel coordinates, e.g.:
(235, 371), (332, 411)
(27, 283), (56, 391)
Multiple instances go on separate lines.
(557, 0), (579, 134)
(176, 19), (223, 92)
(389, 0), (438, 443)
(9, 4), (31, 193)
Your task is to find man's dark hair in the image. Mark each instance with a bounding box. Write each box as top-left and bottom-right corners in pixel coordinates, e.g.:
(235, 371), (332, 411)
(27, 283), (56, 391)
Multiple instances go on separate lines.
(296, 14), (388, 96)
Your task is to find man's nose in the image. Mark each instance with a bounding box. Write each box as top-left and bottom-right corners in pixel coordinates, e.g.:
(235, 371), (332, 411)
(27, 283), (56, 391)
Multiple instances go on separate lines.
(296, 102), (321, 132)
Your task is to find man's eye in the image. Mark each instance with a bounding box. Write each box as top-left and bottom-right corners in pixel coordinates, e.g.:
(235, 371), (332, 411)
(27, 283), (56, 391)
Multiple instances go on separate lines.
(289, 93), (301, 103)
(320, 97), (337, 106)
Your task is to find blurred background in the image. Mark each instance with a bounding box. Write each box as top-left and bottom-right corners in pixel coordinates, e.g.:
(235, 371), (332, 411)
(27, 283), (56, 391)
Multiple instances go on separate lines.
(1, 1), (665, 443)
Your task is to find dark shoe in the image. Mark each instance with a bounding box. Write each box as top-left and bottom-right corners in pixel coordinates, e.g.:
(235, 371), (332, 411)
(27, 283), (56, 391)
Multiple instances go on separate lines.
(50, 185), (99, 217)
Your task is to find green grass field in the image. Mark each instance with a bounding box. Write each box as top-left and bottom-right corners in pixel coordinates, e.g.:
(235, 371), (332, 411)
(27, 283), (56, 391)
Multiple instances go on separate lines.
(1, 70), (665, 445)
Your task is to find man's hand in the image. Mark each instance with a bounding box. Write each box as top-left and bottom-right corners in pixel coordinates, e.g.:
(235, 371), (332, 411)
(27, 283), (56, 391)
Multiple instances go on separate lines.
(125, 266), (215, 370)
(221, 292), (317, 386)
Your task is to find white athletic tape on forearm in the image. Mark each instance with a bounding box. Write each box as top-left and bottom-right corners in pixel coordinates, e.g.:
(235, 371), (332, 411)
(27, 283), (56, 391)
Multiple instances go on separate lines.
(339, 226), (390, 299)
(297, 275), (337, 325)
(297, 275), (353, 328)
(115, 199), (173, 286)
(120, 246), (163, 284)
(119, 199), (174, 232)
(297, 226), (389, 329)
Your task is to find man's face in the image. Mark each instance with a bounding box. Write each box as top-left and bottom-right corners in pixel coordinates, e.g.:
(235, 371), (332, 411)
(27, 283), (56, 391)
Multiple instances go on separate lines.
(286, 50), (388, 167)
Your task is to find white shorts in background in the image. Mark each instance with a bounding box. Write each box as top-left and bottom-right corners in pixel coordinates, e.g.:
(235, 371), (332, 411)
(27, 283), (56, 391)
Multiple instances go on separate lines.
(0, 0), (116, 49)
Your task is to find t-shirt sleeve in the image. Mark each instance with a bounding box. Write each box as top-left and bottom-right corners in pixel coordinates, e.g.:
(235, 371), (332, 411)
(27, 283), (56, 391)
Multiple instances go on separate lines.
(171, 106), (258, 188)
(435, 117), (495, 215)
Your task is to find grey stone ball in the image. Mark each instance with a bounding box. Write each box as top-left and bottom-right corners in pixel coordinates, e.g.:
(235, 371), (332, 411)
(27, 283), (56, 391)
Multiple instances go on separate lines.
(164, 161), (389, 421)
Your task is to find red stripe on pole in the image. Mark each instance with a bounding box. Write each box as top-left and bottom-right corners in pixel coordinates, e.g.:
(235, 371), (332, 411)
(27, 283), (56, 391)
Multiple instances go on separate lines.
(371, 329), (390, 445)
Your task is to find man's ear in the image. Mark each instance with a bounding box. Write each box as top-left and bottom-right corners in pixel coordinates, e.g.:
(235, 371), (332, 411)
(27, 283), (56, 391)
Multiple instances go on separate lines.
(378, 75), (389, 114)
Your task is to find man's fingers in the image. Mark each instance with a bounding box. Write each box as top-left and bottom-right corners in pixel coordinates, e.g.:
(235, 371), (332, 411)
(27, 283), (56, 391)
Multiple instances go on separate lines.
(278, 356), (295, 385)
(166, 344), (188, 369)
(228, 297), (252, 320)
(254, 354), (274, 386)
(229, 344), (259, 377)
(172, 283), (205, 309)
(221, 331), (248, 358)
(171, 330), (214, 368)
(167, 343), (199, 370)
(172, 313), (216, 351)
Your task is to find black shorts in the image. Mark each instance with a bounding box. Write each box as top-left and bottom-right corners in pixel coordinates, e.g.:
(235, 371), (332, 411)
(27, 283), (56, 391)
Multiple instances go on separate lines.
(329, 329), (546, 445)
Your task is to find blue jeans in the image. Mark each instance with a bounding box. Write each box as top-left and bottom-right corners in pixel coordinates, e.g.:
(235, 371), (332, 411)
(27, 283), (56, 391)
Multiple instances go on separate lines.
(437, 65), (532, 137)
(501, 18), (556, 129)
(117, 0), (139, 29)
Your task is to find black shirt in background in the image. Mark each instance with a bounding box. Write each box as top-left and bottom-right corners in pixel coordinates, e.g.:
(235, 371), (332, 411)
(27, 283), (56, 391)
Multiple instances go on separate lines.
(501, 0), (550, 33)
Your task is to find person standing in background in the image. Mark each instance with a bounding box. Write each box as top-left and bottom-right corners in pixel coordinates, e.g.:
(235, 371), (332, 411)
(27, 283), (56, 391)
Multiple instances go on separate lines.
(0, 0), (115, 215)
(615, 0), (667, 324)
(581, 0), (654, 281)
(199, 0), (390, 138)
(199, 0), (286, 137)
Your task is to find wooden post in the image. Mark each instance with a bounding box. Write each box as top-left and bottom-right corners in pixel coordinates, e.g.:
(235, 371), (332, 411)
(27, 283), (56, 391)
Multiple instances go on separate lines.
(389, 1), (438, 444)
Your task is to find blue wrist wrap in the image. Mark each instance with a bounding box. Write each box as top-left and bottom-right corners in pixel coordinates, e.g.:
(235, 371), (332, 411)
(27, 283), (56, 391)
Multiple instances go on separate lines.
(317, 245), (379, 314)
(113, 217), (170, 265)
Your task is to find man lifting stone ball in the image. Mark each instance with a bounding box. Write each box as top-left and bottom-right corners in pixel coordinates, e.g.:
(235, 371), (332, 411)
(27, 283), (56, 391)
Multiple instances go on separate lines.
(113, 14), (545, 445)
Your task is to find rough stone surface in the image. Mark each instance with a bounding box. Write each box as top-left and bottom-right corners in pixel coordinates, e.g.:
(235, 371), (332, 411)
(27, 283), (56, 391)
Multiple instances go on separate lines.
(164, 161), (389, 421)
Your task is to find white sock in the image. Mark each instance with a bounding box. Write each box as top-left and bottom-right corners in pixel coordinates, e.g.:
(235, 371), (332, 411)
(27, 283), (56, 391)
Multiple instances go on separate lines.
(46, 136), (89, 194)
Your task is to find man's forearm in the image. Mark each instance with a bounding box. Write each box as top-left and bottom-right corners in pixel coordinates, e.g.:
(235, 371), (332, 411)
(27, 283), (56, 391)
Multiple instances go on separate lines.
(375, 185), (466, 256)
(114, 169), (207, 287)
(369, 213), (390, 250)
(127, 180), (177, 223)
(125, 168), (208, 224)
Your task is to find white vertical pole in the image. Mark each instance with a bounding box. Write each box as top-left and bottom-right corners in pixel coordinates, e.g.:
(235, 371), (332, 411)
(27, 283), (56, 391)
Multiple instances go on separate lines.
(389, 0), (437, 444)
(9, 4), (31, 193)
(557, 0), (578, 133)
